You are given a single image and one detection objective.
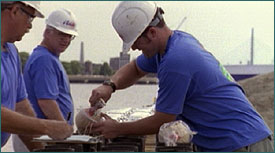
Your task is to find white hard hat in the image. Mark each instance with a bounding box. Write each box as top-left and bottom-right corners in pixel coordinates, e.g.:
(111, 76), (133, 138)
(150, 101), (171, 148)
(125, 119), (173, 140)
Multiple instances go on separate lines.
(46, 9), (78, 36)
(112, 1), (157, 52)
(1, 1), (44, 18)
(21, 1), (44, 18)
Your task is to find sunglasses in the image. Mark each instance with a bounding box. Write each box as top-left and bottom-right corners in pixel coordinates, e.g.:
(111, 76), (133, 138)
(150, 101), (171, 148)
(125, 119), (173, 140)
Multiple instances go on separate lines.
(20, 7), (35, 23)
(50, 28), (76, 41)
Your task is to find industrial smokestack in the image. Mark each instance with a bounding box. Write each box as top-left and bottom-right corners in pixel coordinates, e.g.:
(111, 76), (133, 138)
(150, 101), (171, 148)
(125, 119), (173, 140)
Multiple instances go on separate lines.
(80, 41), (84, 64)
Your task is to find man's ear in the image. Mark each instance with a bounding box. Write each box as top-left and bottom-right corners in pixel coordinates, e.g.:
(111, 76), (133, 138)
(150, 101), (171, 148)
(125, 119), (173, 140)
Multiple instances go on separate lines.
(9, 4), (21, 18)
(147, 27), (157, 40)
(44, 29), (52, 38)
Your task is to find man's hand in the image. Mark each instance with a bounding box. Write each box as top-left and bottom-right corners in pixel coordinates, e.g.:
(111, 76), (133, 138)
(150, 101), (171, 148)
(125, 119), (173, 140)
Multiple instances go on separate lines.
(89, 85), (112, 107)
(92, 113), (121, 139)
(45, 120), (73, 140)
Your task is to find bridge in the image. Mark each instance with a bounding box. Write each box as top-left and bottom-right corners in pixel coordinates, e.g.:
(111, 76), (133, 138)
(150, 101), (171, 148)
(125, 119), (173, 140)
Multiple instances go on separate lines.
(68, 75), (158, 84)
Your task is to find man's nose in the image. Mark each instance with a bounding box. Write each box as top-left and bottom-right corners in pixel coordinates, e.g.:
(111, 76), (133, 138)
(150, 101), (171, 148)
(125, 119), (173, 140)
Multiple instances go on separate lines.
(27, 22), (32, 30)
(131, 43), (138, 51)
(131, 46), (136, 51)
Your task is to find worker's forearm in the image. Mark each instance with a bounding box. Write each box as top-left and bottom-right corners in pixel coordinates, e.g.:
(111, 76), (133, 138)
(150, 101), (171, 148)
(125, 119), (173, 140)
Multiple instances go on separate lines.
(38, 99), (65, 121)
(15, 99), (45, 150)
(118, 117), (160, 136)
(1, 107), (48, 135)
(118, 112), (176, 136)
(15, 99), (36, 117)
(2, 107), (73, 140)
(111, 60), (146, 90)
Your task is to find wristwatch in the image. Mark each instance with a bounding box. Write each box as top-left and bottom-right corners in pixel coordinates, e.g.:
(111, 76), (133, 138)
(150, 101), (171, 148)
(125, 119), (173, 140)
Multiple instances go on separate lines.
(103, 80), (116, 93)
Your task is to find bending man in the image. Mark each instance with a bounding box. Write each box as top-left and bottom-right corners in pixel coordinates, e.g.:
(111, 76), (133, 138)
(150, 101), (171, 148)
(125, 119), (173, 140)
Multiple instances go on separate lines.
(89, 1), (273, 152)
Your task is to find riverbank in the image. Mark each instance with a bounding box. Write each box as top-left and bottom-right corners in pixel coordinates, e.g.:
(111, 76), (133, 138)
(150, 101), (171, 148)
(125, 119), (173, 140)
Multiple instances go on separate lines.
(68, 75), (158, 84)
(238, 71), (274, 131)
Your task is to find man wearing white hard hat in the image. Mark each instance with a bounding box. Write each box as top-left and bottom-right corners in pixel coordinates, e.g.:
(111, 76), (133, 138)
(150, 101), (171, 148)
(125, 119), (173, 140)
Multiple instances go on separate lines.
(89, 1), (273, 152)
(1, 1), (73, 151)
(23, 8), (77, 142)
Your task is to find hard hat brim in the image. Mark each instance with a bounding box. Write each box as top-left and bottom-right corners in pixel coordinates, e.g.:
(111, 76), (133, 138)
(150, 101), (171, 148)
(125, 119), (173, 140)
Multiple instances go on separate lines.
(22, 1), (44, 18)
(2, 1), (44, 18)
(55, 26), (78, 36)
(121, 24), (147, 53)
(122, 40), (135, 52)
(34, 10), (44, 18)
(33, 10), (44, 18)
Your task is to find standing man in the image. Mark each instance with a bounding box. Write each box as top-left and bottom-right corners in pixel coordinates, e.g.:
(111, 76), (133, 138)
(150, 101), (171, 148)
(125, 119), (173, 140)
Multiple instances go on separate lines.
(23, 8), (77, 130)
(1, 1), (73, 151)
(89, 1), (273, 152)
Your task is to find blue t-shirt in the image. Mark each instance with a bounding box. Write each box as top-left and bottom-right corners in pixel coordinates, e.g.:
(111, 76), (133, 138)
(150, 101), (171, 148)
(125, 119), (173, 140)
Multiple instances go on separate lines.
(23, 46), (74, 125)
(1, 43), (28, 147)
(136, 31), (271, 152)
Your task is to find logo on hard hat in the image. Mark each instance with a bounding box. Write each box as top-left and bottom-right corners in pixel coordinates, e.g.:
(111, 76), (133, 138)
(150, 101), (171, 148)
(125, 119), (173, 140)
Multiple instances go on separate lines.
(63, 20), (75, 28)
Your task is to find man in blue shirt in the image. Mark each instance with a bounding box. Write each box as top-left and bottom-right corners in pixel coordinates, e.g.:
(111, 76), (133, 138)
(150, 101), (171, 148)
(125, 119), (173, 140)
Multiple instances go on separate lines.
(24, 8), (77, 130)
(89, 1), (273, 152)
(1, 1), (73, 151)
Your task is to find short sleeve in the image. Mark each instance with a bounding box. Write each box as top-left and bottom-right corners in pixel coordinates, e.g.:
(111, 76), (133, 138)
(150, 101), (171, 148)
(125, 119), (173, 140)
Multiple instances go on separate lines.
(15, 47), (27, 103)
(16, 74), (28, 103)
(136, 54), (158, 73)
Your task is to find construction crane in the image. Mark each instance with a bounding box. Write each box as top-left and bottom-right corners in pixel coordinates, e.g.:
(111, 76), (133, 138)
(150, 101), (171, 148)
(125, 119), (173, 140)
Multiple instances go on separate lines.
(176, 16), (187, 30)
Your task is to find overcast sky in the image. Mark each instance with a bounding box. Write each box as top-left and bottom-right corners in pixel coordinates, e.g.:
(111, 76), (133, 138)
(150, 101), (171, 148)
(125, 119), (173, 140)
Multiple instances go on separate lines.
(15, 1), (274, 65)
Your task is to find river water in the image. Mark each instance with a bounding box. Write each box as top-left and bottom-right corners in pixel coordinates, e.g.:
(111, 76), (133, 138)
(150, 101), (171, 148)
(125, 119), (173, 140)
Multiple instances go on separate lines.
(1, 83), (158, 152)
(71, 83), (158, 112)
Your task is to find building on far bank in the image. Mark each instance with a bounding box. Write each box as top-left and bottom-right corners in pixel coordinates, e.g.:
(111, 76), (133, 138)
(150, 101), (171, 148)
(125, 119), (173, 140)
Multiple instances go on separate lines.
(110, 57), (119, 71)
(119, 52), (130, 68)
(84, 61), (93, 75)
(224, 64), (274, 81)
(109, 52), (130, 71)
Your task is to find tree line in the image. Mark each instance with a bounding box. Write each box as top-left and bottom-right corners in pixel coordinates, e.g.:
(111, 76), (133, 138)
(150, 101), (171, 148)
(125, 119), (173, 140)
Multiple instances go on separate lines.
(19, 52), (113, 76)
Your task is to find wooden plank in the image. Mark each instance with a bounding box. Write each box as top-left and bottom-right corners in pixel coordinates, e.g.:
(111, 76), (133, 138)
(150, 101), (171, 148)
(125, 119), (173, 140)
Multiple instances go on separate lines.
(145, 134), (156, 152)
